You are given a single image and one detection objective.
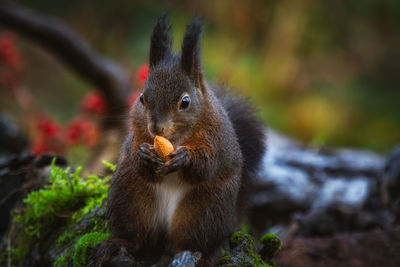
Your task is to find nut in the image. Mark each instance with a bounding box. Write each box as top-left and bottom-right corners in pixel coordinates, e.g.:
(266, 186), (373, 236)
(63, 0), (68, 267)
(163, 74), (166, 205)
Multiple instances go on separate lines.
(154, 136), (174, 160)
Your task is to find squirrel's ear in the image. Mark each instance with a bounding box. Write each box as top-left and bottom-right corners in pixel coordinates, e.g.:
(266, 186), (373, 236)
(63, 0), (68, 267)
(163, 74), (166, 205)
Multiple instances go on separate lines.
(149, 14), (172, 68)
(181, 18), (204, 88)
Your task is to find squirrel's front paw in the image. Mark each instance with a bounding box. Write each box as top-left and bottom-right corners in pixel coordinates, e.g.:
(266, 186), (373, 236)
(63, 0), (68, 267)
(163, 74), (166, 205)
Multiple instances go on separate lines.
(137, 143), (164, 167)
(157, 146), (190, 175)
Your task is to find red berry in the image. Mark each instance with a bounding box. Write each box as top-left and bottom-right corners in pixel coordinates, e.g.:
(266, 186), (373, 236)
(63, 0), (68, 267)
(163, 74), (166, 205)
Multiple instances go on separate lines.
(81, 91), (107, 116)
(66, 116), (99, 147)
(37, 115), (60, 138)
(136, 63), (149, 87)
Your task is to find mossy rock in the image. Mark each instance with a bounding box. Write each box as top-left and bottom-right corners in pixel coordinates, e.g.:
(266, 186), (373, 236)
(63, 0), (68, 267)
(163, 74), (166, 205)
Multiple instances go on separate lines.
(259, 233), (282, 263)
(51, 205), (110, 266)
(0, 160), (114, 267)
(72, 232), (111, 267)
(219, 231), (280, 267)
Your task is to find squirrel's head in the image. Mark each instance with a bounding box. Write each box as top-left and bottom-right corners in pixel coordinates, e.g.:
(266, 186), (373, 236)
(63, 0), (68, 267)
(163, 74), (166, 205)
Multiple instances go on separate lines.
(139, 15), (206, 142)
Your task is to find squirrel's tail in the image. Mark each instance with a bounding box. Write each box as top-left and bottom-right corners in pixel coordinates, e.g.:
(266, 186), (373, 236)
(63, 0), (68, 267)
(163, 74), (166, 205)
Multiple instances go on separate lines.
(214, 86), (266, 184)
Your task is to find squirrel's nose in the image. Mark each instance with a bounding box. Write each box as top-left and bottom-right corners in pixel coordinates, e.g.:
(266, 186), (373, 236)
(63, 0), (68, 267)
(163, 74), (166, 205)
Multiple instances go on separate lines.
(148, 121), (165, 136)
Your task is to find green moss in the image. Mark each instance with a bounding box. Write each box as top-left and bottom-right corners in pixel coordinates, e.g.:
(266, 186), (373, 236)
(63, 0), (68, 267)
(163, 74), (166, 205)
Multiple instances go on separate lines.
(5, 159), (113, 267)
(56, 216), (109, 250)
(260, 233), (280, 246)
(73, 232), (111, 267)
(102, 160), (117, 172)
(241, 223), (250, 234)
(221, 231), (273, 267)
(229, 231), (254, 248)
(57, 227), (79, 248)
(54, 253), (70, 267)
(91, 217), (109, 233)
(54, 206), (110, 266)
(259, 233), (282, 261)
(14, 159), (110, 238)
(54, 217), (110, 267)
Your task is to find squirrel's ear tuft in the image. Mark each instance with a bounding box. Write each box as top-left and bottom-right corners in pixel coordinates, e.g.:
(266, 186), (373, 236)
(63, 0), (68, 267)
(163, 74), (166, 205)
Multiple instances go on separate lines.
(150, 14), (172, 68)
(181, 18), (204, 87)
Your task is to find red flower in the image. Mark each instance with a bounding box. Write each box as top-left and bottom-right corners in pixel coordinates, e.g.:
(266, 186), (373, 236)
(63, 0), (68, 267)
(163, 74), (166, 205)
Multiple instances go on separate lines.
(136, 63), (149, 87)
(81, 91), (107, 116)
(37, 115), (60, 138)
(0, 32), (21, 67)
(0, 32), (24, 91)
(66, 116), (99, 147)
(66, 122), (81, 145)
(31, 114), (63, 156)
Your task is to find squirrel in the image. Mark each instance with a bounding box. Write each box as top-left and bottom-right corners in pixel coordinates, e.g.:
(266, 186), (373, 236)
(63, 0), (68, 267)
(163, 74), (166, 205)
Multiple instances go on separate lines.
(89, 15), (266, 266)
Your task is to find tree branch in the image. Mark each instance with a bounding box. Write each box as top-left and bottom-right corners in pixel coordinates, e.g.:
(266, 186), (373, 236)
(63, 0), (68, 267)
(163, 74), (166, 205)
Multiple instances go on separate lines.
(0, 1), (131, 127)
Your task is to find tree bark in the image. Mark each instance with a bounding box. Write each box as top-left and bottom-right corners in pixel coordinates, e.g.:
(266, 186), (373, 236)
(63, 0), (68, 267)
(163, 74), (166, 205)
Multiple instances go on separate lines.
(0, 1), (131, 128)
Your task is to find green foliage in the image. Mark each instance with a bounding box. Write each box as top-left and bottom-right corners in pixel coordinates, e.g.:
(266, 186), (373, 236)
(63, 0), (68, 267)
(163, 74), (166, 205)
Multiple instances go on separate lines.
(6, 159), (113, 267)
(102, 160), (117, 172)
(73, 232), (111, 267)
(14, 159), (110, 238)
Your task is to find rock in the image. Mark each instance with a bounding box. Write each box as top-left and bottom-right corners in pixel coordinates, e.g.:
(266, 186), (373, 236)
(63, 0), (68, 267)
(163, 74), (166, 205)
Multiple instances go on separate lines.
(0, 152), (67, 236)
(0, 114), (27, 155)
(106, 246), (136, 267)
(295, 204), (395, 237)
(277, 228), (400, 267)
(0, 152), (33, 235)
(168, 251), (201, 267)
(288, 144), (400, 238)
(381, 145), (400, 219)
(245, 130), (388, 235)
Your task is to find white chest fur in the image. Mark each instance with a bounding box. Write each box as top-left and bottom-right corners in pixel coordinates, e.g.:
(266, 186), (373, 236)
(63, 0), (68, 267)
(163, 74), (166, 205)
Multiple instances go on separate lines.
(154, 172), (190, 229)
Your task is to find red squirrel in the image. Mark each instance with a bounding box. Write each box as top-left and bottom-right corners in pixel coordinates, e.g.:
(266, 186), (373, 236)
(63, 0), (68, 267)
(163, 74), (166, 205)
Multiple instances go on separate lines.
(89, 15), (265, 266)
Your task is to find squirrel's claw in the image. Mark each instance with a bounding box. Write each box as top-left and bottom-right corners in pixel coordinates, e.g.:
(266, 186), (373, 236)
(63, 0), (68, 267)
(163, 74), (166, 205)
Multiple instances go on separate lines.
(137, 143), (164, 166)
(157, 146), (189, 175)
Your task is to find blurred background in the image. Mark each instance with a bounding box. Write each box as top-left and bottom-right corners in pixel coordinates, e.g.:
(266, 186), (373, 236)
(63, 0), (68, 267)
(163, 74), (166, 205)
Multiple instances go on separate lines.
(1, 2), (400, 266)
(1, 0), (399, 163)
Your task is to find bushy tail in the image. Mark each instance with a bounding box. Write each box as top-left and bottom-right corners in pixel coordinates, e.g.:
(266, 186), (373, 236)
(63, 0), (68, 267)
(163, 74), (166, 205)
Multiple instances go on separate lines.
(214, 86), (266, 183)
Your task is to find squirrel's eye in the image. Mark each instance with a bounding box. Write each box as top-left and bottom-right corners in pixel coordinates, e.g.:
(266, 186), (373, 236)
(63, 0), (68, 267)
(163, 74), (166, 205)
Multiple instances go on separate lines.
(180, 96), (190, 109)
(139, 94), (144, 104)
